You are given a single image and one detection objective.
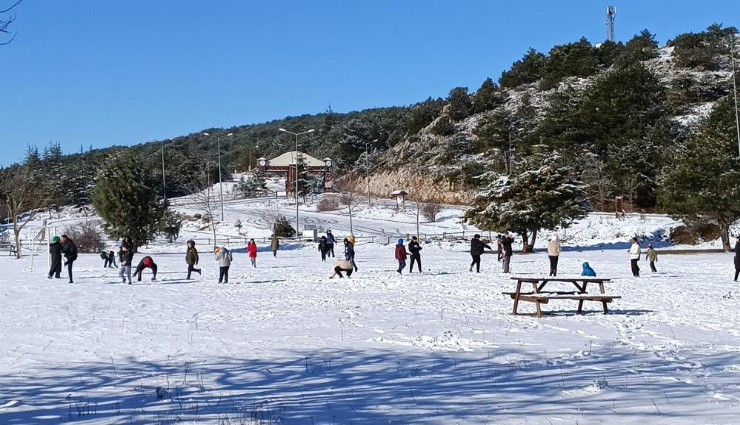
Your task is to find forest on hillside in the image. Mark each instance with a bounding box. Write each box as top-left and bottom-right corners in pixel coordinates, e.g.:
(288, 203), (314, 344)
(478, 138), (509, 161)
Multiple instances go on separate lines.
(2, 24), (740, 249)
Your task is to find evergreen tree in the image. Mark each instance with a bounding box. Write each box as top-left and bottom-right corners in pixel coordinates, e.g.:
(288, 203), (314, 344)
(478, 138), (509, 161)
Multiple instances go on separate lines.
(446, 87), (474, 121)
(464, 155), (588, 252)
(540, 38), (600, 90)
(92, 153), (167, 250)
(659, 95), (740, 251)
(499, 48), (547, 88)
(616, 30), (659, 68)
(473, 78), (506, 113)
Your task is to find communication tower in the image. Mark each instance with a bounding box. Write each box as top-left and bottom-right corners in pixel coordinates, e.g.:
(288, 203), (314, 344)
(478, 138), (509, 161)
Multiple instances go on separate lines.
(606, 6), (616, 42)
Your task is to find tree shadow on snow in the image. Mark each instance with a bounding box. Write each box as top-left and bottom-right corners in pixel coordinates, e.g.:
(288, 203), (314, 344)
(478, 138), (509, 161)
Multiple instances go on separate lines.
(0, 346), (737, 424)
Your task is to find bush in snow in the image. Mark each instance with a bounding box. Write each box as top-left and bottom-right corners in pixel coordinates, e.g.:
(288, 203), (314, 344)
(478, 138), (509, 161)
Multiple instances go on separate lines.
(65, 221), (105, 253)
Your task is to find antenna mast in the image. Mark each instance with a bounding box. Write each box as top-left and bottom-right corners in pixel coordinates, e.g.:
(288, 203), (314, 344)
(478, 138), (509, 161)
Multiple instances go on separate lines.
(606, 6), (616, 42)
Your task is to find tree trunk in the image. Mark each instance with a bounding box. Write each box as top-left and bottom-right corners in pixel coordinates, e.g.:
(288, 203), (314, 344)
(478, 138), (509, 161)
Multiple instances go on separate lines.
(12, 224), (21, 259)
(348, 207), (354, 235)
(527, 229), (538, 253)
(520, 229), (529, 253)
(720, 222), (731, 252)
(416, 201), (421, 239)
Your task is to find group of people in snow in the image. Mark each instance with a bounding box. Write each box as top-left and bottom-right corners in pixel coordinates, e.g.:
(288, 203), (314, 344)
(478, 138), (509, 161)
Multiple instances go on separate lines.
(48, 227), (740, 283)
(47, 234), (77, 283)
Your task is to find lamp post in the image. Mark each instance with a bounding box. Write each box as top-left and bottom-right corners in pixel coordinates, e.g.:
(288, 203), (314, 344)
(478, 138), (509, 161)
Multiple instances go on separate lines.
(278, 127), (315, 235)
(731, 35), (740, 157)
(249, 145), (259, 172)
(161, 139), (167, 204)
(203, 132), (233, 222)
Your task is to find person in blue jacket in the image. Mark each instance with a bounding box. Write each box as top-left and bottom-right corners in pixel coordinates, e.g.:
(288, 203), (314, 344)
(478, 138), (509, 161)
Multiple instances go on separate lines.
(581, 262), (596, 277)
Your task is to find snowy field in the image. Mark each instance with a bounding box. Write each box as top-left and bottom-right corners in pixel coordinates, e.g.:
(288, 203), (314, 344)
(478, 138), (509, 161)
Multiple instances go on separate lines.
(2, 192), (740, 424)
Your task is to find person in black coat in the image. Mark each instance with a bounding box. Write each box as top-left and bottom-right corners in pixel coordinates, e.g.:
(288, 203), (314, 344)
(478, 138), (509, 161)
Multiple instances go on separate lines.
(501, 233), (515, 273)
(326, 230), (336, 257)
(101, 250), (117, 268)
(344, 238), (357, 271)
(60, 234), (77, 283)
(469, 234), (493, 273)
(408, 236), (422, 273)
(734, 236), (740, 282)
(318, 236), (329, 262)
(47, 236), (63, 279)
(119, 244), (134, 284)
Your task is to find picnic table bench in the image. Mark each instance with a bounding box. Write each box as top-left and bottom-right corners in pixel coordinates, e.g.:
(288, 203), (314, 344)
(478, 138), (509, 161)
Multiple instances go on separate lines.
(505, 276), (620, 318)
(0, 242), (17, 256)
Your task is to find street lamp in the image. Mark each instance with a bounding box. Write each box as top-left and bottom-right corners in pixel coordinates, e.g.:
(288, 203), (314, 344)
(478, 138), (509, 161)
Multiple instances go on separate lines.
(161, 139), (167, 204)
(249, 144), (259, 172)
(203, 132), (233, 222)
(278, 127), (315, 235)
(731, 35), (740, 157)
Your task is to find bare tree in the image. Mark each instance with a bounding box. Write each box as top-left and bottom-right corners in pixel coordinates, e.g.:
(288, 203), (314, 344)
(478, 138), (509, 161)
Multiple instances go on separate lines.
(1, 0), (24, 45)
(420, 201), (443, 222)
(191, 164), (219, 249)
(0, 165), (52, 259)
(335, 176), (362, 235)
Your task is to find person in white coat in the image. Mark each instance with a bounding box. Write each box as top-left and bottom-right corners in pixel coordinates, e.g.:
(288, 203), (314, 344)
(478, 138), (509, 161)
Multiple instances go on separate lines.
(330, 259), (354, 278)
(547, 235), (562, 276)
(628, 237), (641, 277)
(215, 246), (233, 284)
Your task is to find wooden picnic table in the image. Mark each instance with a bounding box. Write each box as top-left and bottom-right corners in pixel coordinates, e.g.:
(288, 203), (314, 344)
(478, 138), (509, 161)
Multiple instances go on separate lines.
(504, 276), (620, 318)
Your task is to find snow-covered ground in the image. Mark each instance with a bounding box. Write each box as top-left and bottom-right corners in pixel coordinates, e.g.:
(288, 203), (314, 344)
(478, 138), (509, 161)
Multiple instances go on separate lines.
(2, 192), (740, 424)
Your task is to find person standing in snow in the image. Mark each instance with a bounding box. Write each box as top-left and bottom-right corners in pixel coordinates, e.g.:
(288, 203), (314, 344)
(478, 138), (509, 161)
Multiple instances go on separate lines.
(395, 238), (408, 274)
(733, 236), (740, 282)
(270, 234), (280, 257)
(500, 233), (515, 273)
(47, 236), (63, 279)
(60, 234), (77, 283)
(318, 235), (329, 262)
(119, 244), (134, 284)
(646, 244), (658, 273)
(326, 230), (336, 257)
(185, 239), (201, 279)
(132, 255), (158, 282)
(408, 236), (422, 273)
(496, 235), (504, 262)
(628, 237), (641, 277)
(247, 238), (258, 267)
(547, 235), (561, 276)
(469, 234), (493, 273)
(330, 258), (354, 278)
(344, 237), (357, 271)
(214, 247), (233, 283)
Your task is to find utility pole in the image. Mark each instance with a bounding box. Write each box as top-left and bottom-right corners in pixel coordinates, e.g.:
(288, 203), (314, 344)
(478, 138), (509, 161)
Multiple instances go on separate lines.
(731, 34), (740, 157)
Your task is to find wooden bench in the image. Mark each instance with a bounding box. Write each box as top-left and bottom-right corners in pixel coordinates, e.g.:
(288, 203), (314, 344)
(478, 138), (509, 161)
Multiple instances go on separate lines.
(0, 243), (16, 256)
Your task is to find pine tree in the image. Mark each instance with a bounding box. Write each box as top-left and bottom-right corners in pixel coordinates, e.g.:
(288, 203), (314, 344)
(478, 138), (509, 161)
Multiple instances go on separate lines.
(499, 48), (547, 88)
(659, 95), (740, 251)
(92, 153), (167, 250)
(446, 87), (474, 121)
(464, 155), (588, 252)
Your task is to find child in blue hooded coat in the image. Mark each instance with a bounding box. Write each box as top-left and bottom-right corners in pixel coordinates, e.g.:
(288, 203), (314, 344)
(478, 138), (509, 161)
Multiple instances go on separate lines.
(581, 262), (596, 277)
(395, 239), (408, 274)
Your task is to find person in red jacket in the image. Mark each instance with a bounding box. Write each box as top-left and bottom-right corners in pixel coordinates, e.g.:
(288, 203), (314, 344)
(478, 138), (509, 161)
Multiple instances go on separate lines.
(395, 238), (408, 275)
(132, 256), (158, 282)
(247, 238), (258, 267)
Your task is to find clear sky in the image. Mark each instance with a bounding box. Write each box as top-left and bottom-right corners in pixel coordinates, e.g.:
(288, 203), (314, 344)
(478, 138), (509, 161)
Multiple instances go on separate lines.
(1, 0), (738, 166)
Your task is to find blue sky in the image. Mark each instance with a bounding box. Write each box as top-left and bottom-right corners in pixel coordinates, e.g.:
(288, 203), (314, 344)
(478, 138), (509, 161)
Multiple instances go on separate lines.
(1, 0), (737, 166)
